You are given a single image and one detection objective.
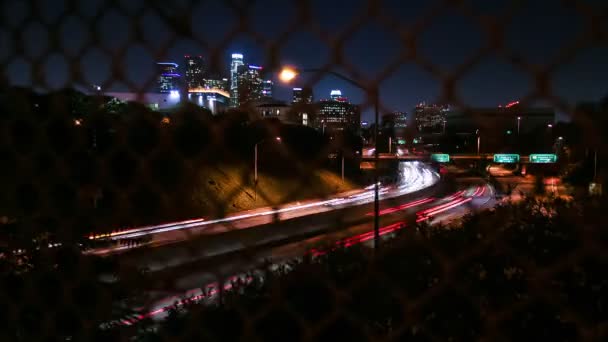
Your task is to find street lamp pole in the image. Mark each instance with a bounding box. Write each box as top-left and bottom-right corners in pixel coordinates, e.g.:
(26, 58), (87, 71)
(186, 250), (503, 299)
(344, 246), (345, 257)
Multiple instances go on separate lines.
(279, 66), (381, 249)
(476, 129), (481, 156)
(254, 143), (259, 201)
(341, 153), (345, 182)
(254, 143), (258, 183)
(594, 148), (598, 181)
(373, 90), (380, 250)
(254, 137), (281, 201)
(517, 116), (521, 135)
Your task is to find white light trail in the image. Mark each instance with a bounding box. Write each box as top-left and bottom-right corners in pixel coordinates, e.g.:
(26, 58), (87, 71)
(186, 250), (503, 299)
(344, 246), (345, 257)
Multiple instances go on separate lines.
(90, 162), (440, 242)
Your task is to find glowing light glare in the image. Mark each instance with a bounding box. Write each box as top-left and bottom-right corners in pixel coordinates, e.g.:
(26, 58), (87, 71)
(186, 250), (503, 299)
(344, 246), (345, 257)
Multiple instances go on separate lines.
(169, 90), (180, 99)
(279, 67), (298, 82)
(505, 100), (520, 108)
(231, 53), (243, 59)
(157, 62), (178, 68)
(330, 89), (342, 96)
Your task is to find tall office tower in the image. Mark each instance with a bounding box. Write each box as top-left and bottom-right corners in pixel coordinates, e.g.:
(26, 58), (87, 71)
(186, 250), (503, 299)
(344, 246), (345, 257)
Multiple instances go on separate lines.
(237, 64), (264, 105)
(157, 62), (180, 93)
(183, 55), (205, 90)
(292, 87), (313, 104)
(262, 80), (273, 99)
(230, 53), (244, 107)
(317, 90), (360, 132)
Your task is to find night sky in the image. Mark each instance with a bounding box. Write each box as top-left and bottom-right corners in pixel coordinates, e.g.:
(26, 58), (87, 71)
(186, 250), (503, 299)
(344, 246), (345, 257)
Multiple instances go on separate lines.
(2, 0), (607, 122)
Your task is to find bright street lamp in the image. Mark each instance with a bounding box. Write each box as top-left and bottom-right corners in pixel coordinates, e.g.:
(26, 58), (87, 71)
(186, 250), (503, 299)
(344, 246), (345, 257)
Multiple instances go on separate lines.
(279, 67), (298, 83)
(279, 65), (382, 250)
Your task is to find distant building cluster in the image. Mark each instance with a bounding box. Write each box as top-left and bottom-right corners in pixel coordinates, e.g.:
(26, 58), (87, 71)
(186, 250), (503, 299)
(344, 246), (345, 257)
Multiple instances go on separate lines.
(103, 50), (557, 143)
(104, 52), (369, 134)
(117, 53), (568, 141)
(414, 102), (450, 133)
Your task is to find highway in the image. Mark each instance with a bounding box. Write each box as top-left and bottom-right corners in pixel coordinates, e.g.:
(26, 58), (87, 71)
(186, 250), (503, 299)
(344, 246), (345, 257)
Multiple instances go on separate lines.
(120, 181), (495, 324)
(88, 161), (494, 325)
(89, 161), (440, 256)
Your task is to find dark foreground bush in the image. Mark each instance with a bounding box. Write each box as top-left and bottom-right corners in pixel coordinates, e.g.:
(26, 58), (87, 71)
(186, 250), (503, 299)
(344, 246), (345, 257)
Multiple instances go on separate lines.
(136, 197), (607, 341)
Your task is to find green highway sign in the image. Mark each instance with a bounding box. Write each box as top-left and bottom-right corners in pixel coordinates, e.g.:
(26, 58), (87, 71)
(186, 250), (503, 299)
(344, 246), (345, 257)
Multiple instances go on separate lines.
(529, 154), (557, 163)
(493, 154), (520, 163)
(431, 153), (450, 163)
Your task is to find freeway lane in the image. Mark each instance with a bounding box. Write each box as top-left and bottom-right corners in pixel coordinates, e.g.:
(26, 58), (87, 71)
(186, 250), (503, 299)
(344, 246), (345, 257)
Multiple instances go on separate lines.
(122, 182), (494, 323)
(90, 161), (440, 255)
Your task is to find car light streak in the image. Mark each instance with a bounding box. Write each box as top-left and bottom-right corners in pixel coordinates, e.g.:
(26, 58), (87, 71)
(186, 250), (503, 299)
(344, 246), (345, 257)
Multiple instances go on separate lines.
(416, 197), (473, 222)
(366, 197), (435, 216)
(417, 194), (464, 215)
(89, 162), (440, 243)
(309, 221), (407, 257)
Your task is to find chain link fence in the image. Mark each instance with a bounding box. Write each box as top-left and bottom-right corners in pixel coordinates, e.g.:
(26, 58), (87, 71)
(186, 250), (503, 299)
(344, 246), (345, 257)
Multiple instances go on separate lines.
(1, 0), (607, 341)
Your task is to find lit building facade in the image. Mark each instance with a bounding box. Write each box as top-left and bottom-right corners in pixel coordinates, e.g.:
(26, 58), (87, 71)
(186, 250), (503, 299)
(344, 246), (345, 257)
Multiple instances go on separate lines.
(253, 99), (292, 122)
(183, 55), (205, 90)
(237, 64), (264, 105)
(230, 53), (244, 107)
(262, 80), (273, 99)
(203, 78), (229, 92)
(317, 90), (360, 132)
(414, 102), (449, 133)
(157, 62), (180, 93)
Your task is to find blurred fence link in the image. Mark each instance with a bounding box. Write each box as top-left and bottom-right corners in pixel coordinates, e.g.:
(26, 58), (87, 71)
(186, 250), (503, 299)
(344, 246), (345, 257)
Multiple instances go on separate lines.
(1, 0), (607, 341)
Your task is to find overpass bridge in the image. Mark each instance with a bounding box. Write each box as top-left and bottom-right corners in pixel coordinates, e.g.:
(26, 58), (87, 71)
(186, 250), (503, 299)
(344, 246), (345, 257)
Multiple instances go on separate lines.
(361, 153), (533, 162)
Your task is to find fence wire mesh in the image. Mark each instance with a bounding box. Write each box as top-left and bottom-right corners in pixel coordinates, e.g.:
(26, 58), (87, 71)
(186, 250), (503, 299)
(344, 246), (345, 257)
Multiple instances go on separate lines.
(1, 0), (608, 341)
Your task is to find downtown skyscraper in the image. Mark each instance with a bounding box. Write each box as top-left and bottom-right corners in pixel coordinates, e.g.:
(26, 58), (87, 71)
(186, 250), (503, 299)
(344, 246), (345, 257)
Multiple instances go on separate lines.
(230, 53), (244, 107)
(237, 64), (264, 105)
(156, 62), (180, 93)
(317, 90), (360, 132)
(183, 55), (205, 90)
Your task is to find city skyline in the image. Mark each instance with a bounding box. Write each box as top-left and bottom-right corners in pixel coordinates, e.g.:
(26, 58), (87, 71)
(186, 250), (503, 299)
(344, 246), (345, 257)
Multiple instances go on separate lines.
(4, 0), (607, 122)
